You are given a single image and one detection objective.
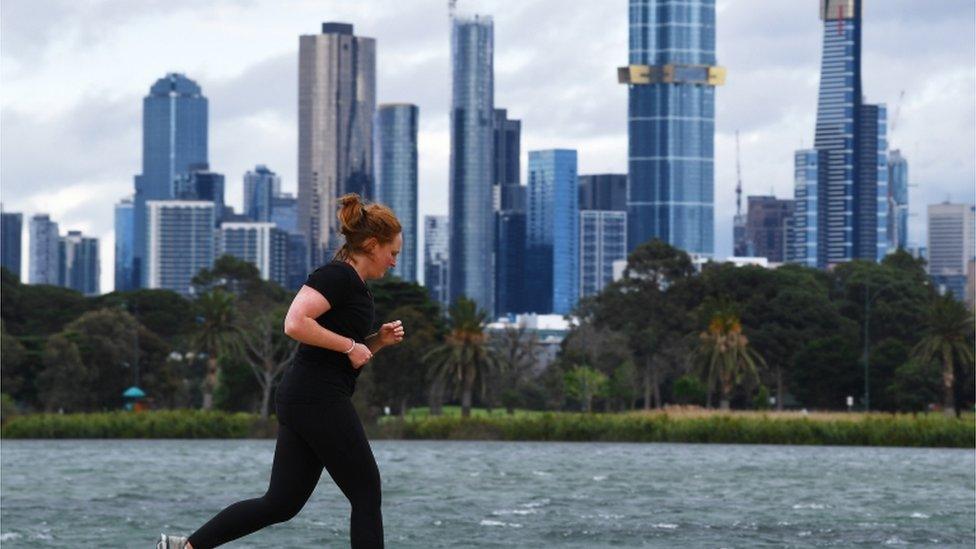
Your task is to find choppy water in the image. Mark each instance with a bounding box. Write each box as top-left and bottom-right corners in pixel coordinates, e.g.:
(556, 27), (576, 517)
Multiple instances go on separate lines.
(1, 440), (973, 547)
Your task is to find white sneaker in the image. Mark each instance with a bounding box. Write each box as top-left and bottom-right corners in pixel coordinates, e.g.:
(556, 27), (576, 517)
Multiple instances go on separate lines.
(156, 533), (189, 549)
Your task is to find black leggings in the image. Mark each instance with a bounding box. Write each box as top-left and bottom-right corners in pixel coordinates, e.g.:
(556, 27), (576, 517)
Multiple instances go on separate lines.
(187, 398), (383, 548)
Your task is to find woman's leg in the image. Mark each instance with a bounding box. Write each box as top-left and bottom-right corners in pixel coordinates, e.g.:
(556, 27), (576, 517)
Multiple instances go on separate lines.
(302, 399), (384, 549)
(186, 420), (324, 548)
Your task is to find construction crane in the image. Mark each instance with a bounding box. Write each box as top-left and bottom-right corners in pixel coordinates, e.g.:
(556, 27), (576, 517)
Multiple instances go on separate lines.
(889, 89), (905, 141)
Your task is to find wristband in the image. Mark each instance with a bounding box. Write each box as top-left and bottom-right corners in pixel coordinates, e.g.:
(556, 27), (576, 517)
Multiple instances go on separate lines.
(343, 338), (356, 354)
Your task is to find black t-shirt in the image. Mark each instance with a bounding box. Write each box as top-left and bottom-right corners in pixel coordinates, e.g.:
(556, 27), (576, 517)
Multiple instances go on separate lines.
(277, 261), (375, 400)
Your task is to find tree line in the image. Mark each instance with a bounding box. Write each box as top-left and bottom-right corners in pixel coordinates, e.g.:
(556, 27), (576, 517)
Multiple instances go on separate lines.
(1, 241), (973, 421)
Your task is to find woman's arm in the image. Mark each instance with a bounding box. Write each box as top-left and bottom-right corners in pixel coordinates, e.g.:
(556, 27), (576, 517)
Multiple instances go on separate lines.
(283, 286), (372, 367)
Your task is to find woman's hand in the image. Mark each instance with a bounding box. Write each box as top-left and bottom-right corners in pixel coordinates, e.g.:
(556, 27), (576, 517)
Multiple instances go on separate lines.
(377, 320), (405, 348)
(348, 343), (373, 369)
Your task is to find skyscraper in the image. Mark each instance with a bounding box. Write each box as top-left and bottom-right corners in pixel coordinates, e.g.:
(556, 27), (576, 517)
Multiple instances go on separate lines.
(218, 222), (289, 288)
(927, 202), (975, 300)
(298, 22), (376, 267)
(59, 230), (100, 295)
(374, 103), (419, 282)
(579, 210), (627, 300)
(619, 0), (724, 255)
(492, 108), (521, 210)
(744, 196), (793, 263)
(527, 149), (579, 315)
(244, 165), (281, 222)
(145, 201), (215, 296)
(1, 209), (23, 279)
(887, 149), (909, 250)
(424, 215), (450, 307)
(132, 73), (208, 288)
(792, 0), (888, 268)
(271, 192), (308, 290)
(29, 214), (59, 285)
(449, 14), (495, 313)
(578, 174), (627, 212)
(114, 198), (135, 291)
(175, 167), (225, 227)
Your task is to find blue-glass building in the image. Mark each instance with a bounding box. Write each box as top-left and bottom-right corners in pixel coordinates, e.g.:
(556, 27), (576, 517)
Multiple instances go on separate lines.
(114, 198), (135, 291)
(494, 209), (526, 316)
(527, 149), (579, 315)
(243, 165), (280, 222)
(374, 103), (419, 282)
(1, 210), (23, 279)
(578, 174), (627, 212)
(449, 14), (494, 313)
(619, 0), (723, 255)
(175, 168), (224, 227)
(579, 210), (627, 300)
(59, 231), (100, 295)
(887, 149), (909, 250)
(789, 150), (821, 267)
(132, 74), (208, 288)
(792, 0), (887, 268)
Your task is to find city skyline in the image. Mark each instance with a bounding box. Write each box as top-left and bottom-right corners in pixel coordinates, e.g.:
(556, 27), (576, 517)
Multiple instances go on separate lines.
(1, 0), (974, 293)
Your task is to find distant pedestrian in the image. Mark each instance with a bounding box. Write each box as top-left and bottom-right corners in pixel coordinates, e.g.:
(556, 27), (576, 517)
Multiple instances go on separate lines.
(158, 193), (405, 549)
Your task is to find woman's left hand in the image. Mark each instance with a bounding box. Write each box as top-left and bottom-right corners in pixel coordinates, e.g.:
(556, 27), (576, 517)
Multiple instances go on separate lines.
(378, 320), (405, 347)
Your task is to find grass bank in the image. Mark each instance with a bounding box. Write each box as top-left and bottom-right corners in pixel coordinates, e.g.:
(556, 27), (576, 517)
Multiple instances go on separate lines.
(2, 408), (972, 448)
(371, 409), (975, 448)
(0, 410), (274, 439)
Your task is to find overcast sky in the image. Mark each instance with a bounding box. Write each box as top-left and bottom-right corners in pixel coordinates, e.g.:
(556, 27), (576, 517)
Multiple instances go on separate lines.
(2, 0), (974, 294)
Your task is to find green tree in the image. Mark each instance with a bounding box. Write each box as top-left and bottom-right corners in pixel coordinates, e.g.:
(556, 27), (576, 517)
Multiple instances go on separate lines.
(884, 359), (941, 412)
(37, 333), (88, 412)
(193, 290), (240, 410)
(563, 365), (608, 412)
(423, 298), (499, 418)
(608, 359), (638, 411)
(1, 321), (28, 397)
(697, 302), (765, 410)
(791, 335), (860, 409)
(369, 305), (441, 416)
(911, 293), (975, 417)
(490, 324), (541, 413)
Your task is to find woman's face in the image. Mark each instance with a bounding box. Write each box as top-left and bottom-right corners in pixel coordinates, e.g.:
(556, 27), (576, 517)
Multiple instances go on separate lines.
(366, 233), (402, 279)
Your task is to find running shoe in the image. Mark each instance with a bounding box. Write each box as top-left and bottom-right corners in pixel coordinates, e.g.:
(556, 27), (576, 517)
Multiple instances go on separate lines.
(156, 533), (189, 548)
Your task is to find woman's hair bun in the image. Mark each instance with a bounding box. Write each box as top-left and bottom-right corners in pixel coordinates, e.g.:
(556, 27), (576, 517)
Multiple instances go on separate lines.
(337, 193), (365, 236)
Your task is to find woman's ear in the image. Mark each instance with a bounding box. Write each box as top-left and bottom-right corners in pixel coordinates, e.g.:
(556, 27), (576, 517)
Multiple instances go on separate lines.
(363, 237), (379, 253)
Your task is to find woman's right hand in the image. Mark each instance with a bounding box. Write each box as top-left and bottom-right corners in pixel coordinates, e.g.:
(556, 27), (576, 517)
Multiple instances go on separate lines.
(348, 342), (372, 369)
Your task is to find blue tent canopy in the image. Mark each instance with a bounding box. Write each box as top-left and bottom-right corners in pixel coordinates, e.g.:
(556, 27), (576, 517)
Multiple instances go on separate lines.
(123, 386), (146, 399)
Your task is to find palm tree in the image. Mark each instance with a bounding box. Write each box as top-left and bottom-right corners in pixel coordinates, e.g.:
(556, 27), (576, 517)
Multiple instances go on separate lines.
(193, 289), (239, 410)
(911, 294), (975, 417)
(698, 304), (765, 410)
(423, 298), (499, 418)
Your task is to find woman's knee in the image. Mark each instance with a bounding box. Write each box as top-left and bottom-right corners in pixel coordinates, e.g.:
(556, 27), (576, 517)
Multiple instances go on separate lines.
(263, 494), (306, 524)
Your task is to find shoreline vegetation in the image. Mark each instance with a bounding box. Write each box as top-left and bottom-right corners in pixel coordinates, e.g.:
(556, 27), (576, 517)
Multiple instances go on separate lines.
(2, 407), (972, 448)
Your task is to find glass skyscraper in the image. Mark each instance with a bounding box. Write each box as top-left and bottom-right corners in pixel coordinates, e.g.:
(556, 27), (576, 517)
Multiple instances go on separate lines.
(579, 210), (627, 300)
(59, 231), (100, 295)
(789, 150), (820, 267)
(298, 22), (376, 267)
(792, 0), (887, 268)
(374, 103), (419, 282)
(449, 14), (494, 313)
(887, 149), (909, 250)
(424, 215), (450, 307)
(175, 168), (225, 227)
(132, 73), (208, 289)
(218, 222), (289, 288)
(527, 149), (579, 315)
(578, 174), (627, 212)
(619, 0), (724, 255)
(1, 209), (23, 279)
(114, 198), (135, 291)
(29, 214), (59, 285)
(244, 165), (280, 222)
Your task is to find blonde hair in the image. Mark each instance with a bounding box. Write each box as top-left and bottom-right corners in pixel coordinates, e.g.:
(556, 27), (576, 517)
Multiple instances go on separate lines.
(333, 193), (402, 261)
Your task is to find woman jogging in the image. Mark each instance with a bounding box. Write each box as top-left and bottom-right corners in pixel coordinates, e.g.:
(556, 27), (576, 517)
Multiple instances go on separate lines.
(158, 193), (404, 549)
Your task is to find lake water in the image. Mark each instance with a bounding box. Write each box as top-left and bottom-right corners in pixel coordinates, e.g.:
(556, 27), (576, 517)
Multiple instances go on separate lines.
(1, 440), (973, 547)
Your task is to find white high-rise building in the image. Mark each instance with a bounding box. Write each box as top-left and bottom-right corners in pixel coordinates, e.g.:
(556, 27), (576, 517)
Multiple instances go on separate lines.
(927, 202), (976, 299)
(218, 222), (288, 288)
(146, 201), (215, 296)
(424, 215), (449, 306)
